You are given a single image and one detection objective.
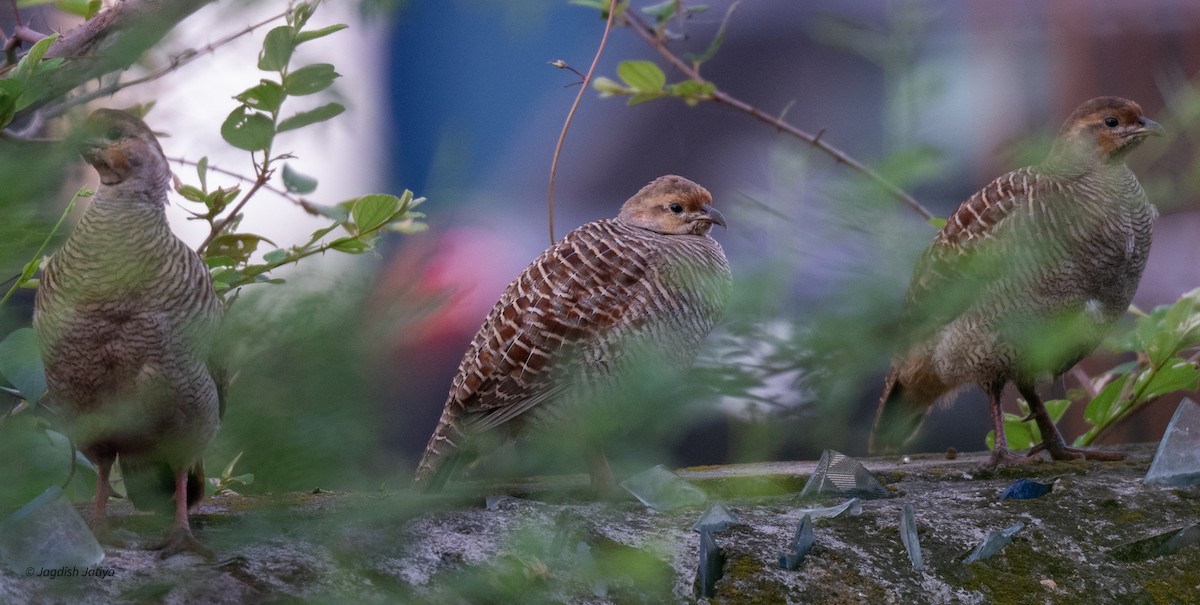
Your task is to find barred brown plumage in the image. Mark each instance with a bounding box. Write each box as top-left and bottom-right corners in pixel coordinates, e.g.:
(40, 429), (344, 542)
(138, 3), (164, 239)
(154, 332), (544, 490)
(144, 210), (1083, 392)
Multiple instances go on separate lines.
(870, 97), (1163, 467)
(413, 175), (732, 491)
(33, 109), (222, 557)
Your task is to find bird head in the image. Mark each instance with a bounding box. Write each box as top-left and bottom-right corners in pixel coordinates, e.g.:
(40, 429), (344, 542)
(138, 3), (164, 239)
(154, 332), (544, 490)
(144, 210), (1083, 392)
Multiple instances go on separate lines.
(1048, 97), (1164, 167)
(616, 175), (727, 236)
(78, 109), (170, 196)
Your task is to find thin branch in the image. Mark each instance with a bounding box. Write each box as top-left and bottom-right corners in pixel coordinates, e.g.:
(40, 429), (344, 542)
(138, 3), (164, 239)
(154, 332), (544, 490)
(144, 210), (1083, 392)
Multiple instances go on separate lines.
(166, 155), (324, 217)
(197, 168), (271, 253)
(1069, 365), (1099, 400)
(622, 10), (934, 221)
(547, 0), (619, 244)
(42, 7), (291, 120)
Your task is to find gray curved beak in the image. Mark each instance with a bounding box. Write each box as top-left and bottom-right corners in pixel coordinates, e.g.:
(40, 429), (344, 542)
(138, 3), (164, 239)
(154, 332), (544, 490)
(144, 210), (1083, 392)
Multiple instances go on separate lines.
(701, 204), (727, 229)
(1138, 117), (1165, 137)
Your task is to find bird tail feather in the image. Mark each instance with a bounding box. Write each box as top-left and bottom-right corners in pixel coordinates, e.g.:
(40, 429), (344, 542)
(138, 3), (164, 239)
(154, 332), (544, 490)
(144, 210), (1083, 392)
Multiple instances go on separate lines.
(413, 405), (467, 492)
(869, 369), (935, 454)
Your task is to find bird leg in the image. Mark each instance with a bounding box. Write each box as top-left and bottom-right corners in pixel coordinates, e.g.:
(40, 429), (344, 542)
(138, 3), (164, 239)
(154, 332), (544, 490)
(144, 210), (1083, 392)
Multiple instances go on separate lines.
(90, 458), (113, 530)
(1017, 384), (1125, 461)
(985, 381), (1038, 468)
(156, 468), (212, 559)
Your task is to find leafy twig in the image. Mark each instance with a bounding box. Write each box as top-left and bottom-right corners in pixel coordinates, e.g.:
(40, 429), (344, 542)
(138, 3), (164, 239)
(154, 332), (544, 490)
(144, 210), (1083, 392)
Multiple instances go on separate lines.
(547, 0), (620, 244)
(0, 187), (88, 308)
(167, 155), (322, 216)
(620, 9), (934, 221)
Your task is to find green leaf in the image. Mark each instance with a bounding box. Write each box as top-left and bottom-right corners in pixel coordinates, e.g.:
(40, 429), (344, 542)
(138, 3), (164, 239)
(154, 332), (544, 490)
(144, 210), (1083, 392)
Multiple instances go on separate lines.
(618, 61), (666, 94)
(53, 0), (100, 18)
(350, 194), (402, 234)
(307, 204), (349, 222)
(175, 183), (207, 203)
(928, 216), (947, 230)
(276, 102), (344, 133)
(296, 24), (348, 45)
(568, 0), (628, 18)
(236, 80), (286, 113)
(0, 328), (46, 404)
(220, 106), (275, 152)
(282, 163), (318, 194)
(196, 156), (209, 191)
(208, 234), (277, 264)
(258, 26), (295, 71)
(329, 237), (372, 254)
(1084, 374), (1128, 425)
(291, 2), (315, 30)
(668, 80), (716, 106)
(684, 2), (735, 66)
(592, 77), (628, 97)
(1139, 359), (1200, 401)
(641, 0), (677, 22)
(204, 256), (237, 268)
(262, 249), (289, 264)
(283, 64), (340, 96)
(628, 92), (664, 106)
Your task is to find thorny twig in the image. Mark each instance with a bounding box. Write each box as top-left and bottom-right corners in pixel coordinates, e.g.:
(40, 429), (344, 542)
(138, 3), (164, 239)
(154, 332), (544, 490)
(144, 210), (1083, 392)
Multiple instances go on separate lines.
(547, 0), (619, 244)
(42, 8), (291, 119)
(622, 10), (935, 221)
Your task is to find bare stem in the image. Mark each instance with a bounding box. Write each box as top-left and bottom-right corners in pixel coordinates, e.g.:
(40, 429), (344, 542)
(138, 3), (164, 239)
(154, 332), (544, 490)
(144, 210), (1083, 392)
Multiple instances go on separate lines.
(622, 11), (934, 221)
(547, 0), (619, 244)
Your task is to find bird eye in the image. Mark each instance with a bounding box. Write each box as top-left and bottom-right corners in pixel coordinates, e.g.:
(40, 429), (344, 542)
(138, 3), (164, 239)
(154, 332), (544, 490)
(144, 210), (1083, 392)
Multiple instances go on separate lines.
(1103, 116), (1119, 128)
(105, 127), (123, 140)
(668, 203), (684, 214)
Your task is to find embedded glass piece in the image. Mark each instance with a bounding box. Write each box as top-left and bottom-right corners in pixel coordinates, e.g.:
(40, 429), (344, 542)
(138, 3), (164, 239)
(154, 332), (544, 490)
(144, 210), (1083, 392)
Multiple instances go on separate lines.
(695, 527), (724, 597)
(1110, 524), (1200, 562)
(1144, 398), (1200, 488)
(795, 497), (862, 520)
(0, 486), (104, 573)
(778, 514), (814, 570)
(964, 522), (1024, 564)
(799, 450), (892, 500)
(620, 465), (707, 511)
(900, 503), (923, 570)
(691, 502), (739, 533)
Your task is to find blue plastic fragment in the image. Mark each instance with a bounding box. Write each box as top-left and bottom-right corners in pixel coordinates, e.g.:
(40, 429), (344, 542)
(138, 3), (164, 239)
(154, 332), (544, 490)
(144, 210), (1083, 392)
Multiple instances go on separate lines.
(1000, 478), (1053, 500)
(964, 522), (1024, 564)
(691, 502), (739, 533)
(900, 503), (924, 570)
(778, 513), (815, 570)
(696, 527), (724, 597)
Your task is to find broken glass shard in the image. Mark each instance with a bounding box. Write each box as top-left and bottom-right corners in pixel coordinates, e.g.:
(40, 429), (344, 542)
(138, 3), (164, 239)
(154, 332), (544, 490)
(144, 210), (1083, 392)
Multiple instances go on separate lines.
(1144, 398), (1200, 487)
(691, 502), (739, 533)
(964, 522), (1024, 564)
(778, 514), (814, 570)
(695, 527), (724, 598)
(575, 542), (608, 598)
(0, 486), (104, 572)
(485, 495), (520, 510)
(799, 449), (892, 500)
(900, 503), (923, 570)
(795, 497), (862, 520)
(1110, 524), (1200, 562)
(1000, 478), (1054, 500)
(620, 465), (707, 511)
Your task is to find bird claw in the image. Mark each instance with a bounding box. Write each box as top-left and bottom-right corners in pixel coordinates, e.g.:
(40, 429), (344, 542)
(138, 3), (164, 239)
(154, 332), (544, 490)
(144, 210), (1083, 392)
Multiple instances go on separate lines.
(985, 449), (1040, 468)
(1032, 443), (1125, 462)
(156, 527), (213, 559)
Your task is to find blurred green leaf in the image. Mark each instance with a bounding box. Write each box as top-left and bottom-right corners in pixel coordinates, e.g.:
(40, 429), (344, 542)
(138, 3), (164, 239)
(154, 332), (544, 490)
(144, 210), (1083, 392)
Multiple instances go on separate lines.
(276, 102), (344, 133)
(236, 80), (286, 113)
(220, 106), (275, 152)
(1084, 374), (1128, 425)
(295, 24), (348, 45)
(684, 2), (732, 66)
(617, 61), (665, 94)
(262, 249), (289, 264)
(283, 64), (340, 96)
(1138, 359), (1200, 401)
(208, 234), (276, 265)
(0, 328), (46, 404)
(196, 156), (209, 191)
(329, 237), (372, 253)
(592, 77), (627, 97)
(282, 163), (318, 194)
(928, 216), (947, 229)
(258, 26), (295, 71)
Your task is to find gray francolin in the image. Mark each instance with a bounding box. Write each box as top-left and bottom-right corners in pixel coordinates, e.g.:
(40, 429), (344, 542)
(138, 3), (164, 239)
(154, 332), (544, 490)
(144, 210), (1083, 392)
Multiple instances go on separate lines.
(414, 175), (732, 491)
(34, 109), (223, 556)
(871, 97), (1162, 466)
